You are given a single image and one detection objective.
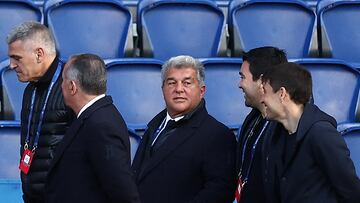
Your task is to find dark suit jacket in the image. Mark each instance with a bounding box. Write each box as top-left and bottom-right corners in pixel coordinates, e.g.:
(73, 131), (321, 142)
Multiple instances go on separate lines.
(267, 103), (360, 203)
(45, 96), (140, 203)
(132, 100), (237, 203)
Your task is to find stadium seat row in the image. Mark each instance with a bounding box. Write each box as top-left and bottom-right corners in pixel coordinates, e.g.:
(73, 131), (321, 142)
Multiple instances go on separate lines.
(2, 57), (360, 131)
(1, 0), (360, 66)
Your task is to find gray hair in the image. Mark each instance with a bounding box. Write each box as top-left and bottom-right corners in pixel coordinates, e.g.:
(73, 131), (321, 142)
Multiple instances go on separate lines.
(66, 54), (107, 95)
(7, 21), (56, 55)
(161, 55), (205, 87)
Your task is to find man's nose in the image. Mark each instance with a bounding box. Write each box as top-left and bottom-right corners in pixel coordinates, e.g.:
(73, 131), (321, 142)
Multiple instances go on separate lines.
(9, 59), (17, 69)
(175, 82), (184, 92)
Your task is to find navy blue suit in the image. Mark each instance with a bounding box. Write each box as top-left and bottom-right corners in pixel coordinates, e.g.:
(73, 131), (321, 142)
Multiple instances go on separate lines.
(132, 100), (237, 203)
(45, 96), (140, 203)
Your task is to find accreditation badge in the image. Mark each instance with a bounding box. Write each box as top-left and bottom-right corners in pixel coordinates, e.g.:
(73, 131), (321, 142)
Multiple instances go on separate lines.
(235, 175), (245, 203)
(19, 149), (34, 174)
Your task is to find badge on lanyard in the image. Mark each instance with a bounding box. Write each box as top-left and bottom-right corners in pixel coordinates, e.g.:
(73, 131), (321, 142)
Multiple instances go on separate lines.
(235, 174), (246, 203)
(18, 60), (63, 175)
(19, 148), (34, 174)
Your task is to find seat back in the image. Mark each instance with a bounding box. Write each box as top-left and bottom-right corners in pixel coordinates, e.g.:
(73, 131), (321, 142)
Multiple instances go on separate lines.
(295, 58), (360, 125)
(200, 58), (250, 131)
(0, 121), (22, 202)
(340, 127), (360, 177)
(229, 0), (317, 58)
(138, 0), (227, 61)
(317, 0), (360, 67)
(105, 58), (164, 131)
(44, 0), (133, 60)
(0, 121), (21, 179)
(128, 128), (142, 164)
(0, 60), (27, 120)
(0, 0), (42, 61)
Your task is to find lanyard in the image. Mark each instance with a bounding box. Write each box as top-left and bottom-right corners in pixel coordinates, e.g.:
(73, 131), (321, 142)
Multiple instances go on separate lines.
(151, 118), (167, 146)
(239, 118), (269, 183)
(24, 61), (63, 152)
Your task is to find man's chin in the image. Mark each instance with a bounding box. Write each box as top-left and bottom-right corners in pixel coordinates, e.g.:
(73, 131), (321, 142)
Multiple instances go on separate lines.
(244, 100), (253, 108)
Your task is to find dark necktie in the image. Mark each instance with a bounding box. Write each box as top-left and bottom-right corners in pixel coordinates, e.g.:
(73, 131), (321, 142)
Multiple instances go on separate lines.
(151, 120), (177, 154)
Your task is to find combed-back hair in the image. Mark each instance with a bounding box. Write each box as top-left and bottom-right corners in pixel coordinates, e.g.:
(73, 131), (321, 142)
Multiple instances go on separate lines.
(66, 54), (107, 95)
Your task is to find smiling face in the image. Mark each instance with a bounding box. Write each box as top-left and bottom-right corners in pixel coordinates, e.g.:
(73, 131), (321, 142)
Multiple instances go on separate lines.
(261, 81), (284, 121)
(8, 40), (42, 82)
(239, 61), (264, 109)
(162, 66), (205, 118)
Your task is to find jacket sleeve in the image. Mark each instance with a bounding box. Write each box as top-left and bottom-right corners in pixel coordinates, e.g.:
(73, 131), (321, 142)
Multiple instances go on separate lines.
(188, 126), (237, 203)
(85, 121), (141, 203)
(311, 121), (360, 202)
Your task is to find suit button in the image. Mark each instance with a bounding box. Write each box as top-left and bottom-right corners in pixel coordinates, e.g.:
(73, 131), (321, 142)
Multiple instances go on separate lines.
(281, 177), (286, 182)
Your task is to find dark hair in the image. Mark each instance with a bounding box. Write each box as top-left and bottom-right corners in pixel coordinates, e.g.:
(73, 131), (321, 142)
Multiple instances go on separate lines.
(262, 62), (312, 105)
(242, 46), (287, 81)
(66, 54), (107, 95)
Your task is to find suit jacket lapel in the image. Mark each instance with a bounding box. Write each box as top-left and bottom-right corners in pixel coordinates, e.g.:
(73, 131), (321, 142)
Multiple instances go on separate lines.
(137, 102), (207, 182)
(48, 118), (83, 173)
(137, 123), (197, 181)
(48, 96), (112, 174)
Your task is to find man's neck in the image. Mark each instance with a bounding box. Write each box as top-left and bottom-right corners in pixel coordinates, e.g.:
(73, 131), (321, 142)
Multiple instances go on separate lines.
(280, 103), (304, 135)
(73, 94), (100, 116)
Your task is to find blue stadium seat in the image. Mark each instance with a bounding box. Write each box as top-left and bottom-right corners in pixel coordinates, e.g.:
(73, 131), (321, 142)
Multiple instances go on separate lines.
(105, 58), (165, 132)
(340, 126), (360, 177)
(128, 128), (142, 163)
(44, 0), (133, 60)
(228, 0), (317, 58)
(0, 0), (42, 61)
(294, 58), (360, 126)
(0, 60), (27, 120)
(137, 0), (227, 61)
(0, 120), (22, 202)
(317, 0), (360, 68)
(0, 121), (21, 179)
(200, 57), (251, 132)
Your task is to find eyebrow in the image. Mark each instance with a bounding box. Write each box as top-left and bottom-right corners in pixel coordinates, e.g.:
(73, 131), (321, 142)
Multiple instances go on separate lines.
(166, 76), (193, 81)
(9, 54), (21, 59)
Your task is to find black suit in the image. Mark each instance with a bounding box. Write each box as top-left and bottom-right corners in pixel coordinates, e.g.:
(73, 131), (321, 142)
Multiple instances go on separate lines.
(132, 100), (237, 203)
(45, 96), (140, 203)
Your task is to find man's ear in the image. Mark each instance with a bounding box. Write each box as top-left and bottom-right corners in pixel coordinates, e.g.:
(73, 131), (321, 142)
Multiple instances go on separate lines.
(70, 81), (78, 95)
(279, 87), (288, 102)
(35, 47), (45, 63)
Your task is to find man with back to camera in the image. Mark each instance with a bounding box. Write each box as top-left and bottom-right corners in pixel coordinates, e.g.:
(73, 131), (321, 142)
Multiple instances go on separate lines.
(45, 54), (140, 203)
(132, 55), (237, 203)
(236, 46), (287, 203)
(7, 21), (74, 203)
(261, 62), (360, 202)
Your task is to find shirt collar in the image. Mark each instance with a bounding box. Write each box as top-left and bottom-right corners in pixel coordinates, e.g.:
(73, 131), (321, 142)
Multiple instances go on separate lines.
(77, 94), (106, 118)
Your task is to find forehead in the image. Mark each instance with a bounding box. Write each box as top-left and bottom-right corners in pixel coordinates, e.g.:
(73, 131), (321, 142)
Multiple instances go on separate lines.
(9, 39), (33, 53)
(240, 61), (251, 74)
(166, 66), (196, 79)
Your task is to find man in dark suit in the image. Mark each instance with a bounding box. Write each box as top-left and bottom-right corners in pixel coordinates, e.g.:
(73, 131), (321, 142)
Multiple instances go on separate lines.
(45, 54), (140, 203)
(261, 62), (360, 202)
(132, 55), (237, 203)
